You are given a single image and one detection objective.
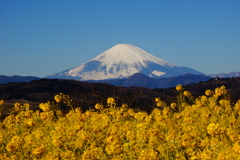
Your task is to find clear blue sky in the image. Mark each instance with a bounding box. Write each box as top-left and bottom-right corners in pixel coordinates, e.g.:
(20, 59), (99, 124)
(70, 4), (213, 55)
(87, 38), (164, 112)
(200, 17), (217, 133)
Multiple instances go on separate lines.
(1, 0), (240, 77)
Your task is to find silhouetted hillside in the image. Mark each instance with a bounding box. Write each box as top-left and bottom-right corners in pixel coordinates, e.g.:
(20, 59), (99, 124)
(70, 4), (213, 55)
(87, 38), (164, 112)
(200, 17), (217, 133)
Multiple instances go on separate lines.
(1, 77), (240, 114)
(0, 79), (163, 112)
(154, 77), (240, 103)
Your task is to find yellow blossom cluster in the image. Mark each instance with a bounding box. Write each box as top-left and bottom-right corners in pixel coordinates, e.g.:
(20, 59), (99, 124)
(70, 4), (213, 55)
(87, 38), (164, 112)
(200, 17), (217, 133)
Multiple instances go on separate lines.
(0, 99), (5, 118)
(0, 85), (240, 159)
(0, 99), (4, 105)
(54, 93), (74, 110)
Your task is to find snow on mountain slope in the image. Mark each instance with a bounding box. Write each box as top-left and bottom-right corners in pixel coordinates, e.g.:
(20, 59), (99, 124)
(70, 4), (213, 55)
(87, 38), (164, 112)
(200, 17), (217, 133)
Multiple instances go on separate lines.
(47, 44), (203, 80)
(208, 72), (240, 78)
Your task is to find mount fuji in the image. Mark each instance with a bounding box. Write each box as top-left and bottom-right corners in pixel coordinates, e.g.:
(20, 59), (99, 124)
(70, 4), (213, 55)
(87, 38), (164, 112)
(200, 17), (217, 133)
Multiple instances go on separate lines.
(46, 44), (203, 80)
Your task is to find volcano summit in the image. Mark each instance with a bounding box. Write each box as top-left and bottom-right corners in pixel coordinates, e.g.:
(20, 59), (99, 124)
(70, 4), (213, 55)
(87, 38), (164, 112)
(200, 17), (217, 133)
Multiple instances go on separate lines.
(47, 44), (203, 80)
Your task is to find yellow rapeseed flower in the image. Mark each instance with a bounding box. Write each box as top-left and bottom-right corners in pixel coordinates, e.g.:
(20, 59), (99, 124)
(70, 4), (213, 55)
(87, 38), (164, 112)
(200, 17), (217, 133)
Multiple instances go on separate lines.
(156, 101), (163, 107)
(205, 89), (213, 96)
(215, 86), (227, 96)
(122, 103), (128, 108)
(14, 102), (21, 112)
(1, 86), (240, 159)
(95, 103), (103, 110)
(0, 134), (3, 144)
(207, 123), (220, 136)
(183, 91), (191, 97)
(0, 99), (4, 105)
(107, 97), (115, 104)
(107, 97), (116, 107)
(106, 144), (122, 155)
(6, 143), (16, 152)
(155, 97), (161, 102)
(26, 118), (35, 127)
(54, 94), (62, 103)
(32, 145), (45, 155)
(40, 111), (53, 120)
(39, 103), (51, 112)
(234, 100), (240, 114)
(176, 84), (183, 91)
(171, 103), (177, 109)
(6, 136), (23, 152)
(139, 148), (158, 160)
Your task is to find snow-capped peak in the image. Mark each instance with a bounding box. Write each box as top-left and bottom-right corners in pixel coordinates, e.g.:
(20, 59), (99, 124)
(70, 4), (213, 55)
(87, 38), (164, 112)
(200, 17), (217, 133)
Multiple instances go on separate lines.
(47, 44), (203, 80)
(92, 44), (175, 67)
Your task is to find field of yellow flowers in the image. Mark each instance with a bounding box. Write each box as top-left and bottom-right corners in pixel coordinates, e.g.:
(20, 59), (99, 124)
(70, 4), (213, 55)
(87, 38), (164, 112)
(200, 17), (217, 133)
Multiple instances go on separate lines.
(0, 85), (240, 159)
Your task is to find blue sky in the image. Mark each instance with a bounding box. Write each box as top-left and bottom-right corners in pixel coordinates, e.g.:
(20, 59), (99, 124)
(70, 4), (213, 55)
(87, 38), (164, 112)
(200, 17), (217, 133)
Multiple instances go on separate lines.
(1, 0), (240, 77)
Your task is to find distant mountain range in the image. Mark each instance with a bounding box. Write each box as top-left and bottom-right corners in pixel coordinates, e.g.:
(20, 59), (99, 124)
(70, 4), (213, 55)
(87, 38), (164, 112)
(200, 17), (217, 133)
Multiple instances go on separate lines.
(46, 44), (203, 80)
(1, 71), (240, 89)
(1, 44), (239, 88)
(208, 72), (240, 78)
(89, 73), (212, 89)
(0, 75), (40, 84)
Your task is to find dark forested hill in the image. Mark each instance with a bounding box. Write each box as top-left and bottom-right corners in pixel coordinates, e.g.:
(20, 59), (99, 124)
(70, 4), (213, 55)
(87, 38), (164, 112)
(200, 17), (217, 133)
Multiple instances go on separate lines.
(1, 77), (240, 113)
